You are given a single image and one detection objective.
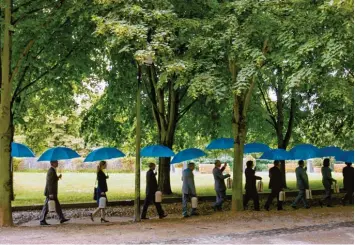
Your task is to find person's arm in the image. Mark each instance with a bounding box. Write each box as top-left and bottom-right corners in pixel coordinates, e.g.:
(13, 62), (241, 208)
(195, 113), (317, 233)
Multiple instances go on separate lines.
(326, 168), (337, 183)
(215, 168), (230, 180)
(47, 169), (57, 198)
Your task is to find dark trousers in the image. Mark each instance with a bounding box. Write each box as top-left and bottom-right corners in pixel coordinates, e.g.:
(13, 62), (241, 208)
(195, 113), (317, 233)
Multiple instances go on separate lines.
(214, 190), (226, 209)
(322, 187), (332, 206)
(265, 189), (283, 210)
(291, 189), (309, 208)
(40, 197), (64, 222)
(141, 194), (164, 218)
(343, 188), (354, 204)
(244, 189), (260, 210)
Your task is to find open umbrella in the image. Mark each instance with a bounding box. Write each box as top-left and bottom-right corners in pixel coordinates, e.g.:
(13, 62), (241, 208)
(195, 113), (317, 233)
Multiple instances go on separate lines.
(206, 138), (233, 150)
(259, 149), (293, 160)
(84, 147), (125, 162)
(171, 148), (206, 164)
(289, 144), (319, 160)
(317, 146), (342, 158)
(140, 145), (175, 157)
(336, 150), (354, 163)
(244, 142), (270, 154)
(38, 147), (80, 162)
(11, 142), (35, 158)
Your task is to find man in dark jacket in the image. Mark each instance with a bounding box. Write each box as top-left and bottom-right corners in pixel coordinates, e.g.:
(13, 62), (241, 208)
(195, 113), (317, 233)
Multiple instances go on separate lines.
(212, 160), (230, 211)
(243, 160), (262, 211)
(291, 160), (310, 209)
(320, 158), (337, 207)
(264, 160), (283, 211)
(342, 162), (354, 205)
(39, 160), (70, 225)
(141, 163), (167, 219)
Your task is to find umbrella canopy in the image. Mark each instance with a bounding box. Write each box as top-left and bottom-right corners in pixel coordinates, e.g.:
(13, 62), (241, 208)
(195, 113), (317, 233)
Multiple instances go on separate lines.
(11, 142), (35, 158)
(171, 148), (206, 164)
(140, 145), (175, 157)
(244, 142), (270, 154)
(38, 147), (80, 162)
(289, 144), (320, 160)
(336, 150), (354, 163)
(259, 149), (293, 160)
(206, 138), (233, 150)
(317, 146), (343, 158)
(84, 147), (125, 162)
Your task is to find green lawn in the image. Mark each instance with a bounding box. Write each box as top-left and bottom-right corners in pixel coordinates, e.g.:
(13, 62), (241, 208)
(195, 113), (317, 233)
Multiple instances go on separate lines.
(13, 172), (343, 206)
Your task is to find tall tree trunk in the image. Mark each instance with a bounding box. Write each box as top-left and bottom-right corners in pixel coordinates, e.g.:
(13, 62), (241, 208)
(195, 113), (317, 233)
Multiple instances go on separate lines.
(0, 0), (14, 227)
(134, 65), (142, 222)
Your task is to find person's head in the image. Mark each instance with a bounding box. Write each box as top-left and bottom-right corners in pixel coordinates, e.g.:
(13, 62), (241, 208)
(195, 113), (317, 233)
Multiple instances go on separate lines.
(97, 161), (107, 172)
(274, 160), (280, 168)
(298, 160), (305, 168)
(50, 160), (59, 168)
(323, 158), (330, 167)
(149, 162), (156, 171)
(214, 160), (222, 168)
(188, 162), (195, 171)
(246, 160), (254, 168)
(345, 162), (352, 167)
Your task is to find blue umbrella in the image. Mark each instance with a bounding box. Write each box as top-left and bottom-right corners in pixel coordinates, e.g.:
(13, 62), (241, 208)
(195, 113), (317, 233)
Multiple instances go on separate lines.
(289, 144), (320, 160)
(336, 150), (354, 163)
(259, 149), (293, 160)
(11, 142), (35, 158)
(171, 148), (206, 164)
(244, 142), (270, 154)
(84, 147), (125, 162)
(317, 146), (342, 158)
(206, 138), (233, 150)
(38, 147), (80, 162)
(140, 145), (175, 157)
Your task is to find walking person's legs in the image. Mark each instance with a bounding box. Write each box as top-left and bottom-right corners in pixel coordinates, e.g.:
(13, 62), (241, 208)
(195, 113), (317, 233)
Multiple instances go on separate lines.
(252, 191), (260, 211)
(39, 197), (49, 224)
(141, 197), (151, 219)
(182, 194), (189, 217)
(292, 189), (304, 208)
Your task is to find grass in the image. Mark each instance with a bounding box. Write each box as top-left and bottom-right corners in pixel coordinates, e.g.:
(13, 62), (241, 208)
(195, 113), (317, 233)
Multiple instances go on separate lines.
(13, 172), (343, 206)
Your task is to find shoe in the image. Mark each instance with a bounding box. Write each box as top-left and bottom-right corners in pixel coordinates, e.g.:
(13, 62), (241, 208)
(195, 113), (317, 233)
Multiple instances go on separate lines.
(141, 217), (149, 220)
(89, 213), (94, 222)
(183, 215), (189, 218)
(277, 208), (283, 211)
(100, 218), (109, 223)
(305, 206), (310, 209)
(326, 205), (334, 207)
(190, 212), (199, 216)
(341, 198), (346, 206)
(291, 206), (297, 209)
(264, 206), (269, 211)
(159, 214), (168, 219)
(60, 218), (70, 224)
(212, 206), (217, 211)
(40, 221), (50, 226)
(319, 200), (323, 208)
(254, 208), (260, 211)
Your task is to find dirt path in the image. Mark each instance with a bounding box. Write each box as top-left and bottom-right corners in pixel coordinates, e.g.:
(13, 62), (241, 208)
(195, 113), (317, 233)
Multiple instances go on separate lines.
(0, 206), (353, 244)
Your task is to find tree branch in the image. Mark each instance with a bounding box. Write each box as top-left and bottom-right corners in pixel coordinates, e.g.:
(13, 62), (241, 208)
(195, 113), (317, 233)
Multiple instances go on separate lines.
(177, 99), (198, 122)
(283, 95), (296, 147)
(10, 40), (34, 84)
(258, 81), (277, 127)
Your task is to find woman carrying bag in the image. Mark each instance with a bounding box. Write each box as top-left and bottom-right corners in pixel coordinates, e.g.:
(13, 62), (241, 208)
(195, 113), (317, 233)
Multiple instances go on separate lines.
(90, 161), (109, 223)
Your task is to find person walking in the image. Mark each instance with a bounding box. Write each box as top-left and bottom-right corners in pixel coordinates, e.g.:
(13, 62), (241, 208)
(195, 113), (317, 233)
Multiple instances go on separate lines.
(319, 158), (337, 207)
(243, 160), (262, 211)
(212, 160), (230, 211)
(264, 160), (283, 211)
(342, 162), (354, 205)
(39, 160), (70, 225)
(291, 160), (310, 209)
(182, 162), (198, 218)
(89, 161), (109, 223)
(141, 163), (167, 219)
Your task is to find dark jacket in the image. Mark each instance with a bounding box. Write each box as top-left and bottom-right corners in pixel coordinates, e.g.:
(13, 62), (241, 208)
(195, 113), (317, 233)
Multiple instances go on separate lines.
(97, 170), (108, 192)
(321, 166), (336, 189)
(146, 169), (158, 196)
(213, 166), (229, 192)
(268, 166), (282, 190)
(245, 167), (262, 191)
(343, 166), (354, 191)
(44, 167), (59, 197)
(295, 166), (309, 190)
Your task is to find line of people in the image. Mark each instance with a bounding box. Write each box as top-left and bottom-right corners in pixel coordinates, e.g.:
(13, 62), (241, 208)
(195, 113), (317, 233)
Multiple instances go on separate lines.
(39, 158), (353, 225)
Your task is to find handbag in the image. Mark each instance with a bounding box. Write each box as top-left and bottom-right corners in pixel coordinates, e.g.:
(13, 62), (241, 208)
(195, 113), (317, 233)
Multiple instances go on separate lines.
(257, 180), (263, 192)
(305, 189), (312, 199)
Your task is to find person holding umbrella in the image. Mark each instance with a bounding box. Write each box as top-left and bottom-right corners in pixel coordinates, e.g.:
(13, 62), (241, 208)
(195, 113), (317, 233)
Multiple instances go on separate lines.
(264, 160), (283, 211)
(39, 160), (70, 225)
(342, 162), (354, 205)
(182, 162), (198, 218)
(141, 163), (167, 219)
(89, 161), (109, 223)
(243, 160), (262, 211)
(291, 160), (310, 209)
(320, 158), (337, 207)
(212, 160), (230, 211)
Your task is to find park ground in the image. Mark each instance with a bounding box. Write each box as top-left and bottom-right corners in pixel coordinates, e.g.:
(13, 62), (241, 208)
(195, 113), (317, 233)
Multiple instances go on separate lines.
(13, 172), (344, 206)
(0, 204), (353, 244)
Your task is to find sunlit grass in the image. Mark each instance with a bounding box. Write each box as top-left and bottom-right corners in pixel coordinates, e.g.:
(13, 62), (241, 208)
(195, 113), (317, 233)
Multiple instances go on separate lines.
(13, 172), (343, 206)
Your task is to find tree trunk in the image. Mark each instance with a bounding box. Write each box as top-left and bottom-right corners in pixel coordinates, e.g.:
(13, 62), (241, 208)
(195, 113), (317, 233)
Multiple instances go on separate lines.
(0, 0), (14, 227)
(158, 132), (175, 194)
(134, 65), (142, 222)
